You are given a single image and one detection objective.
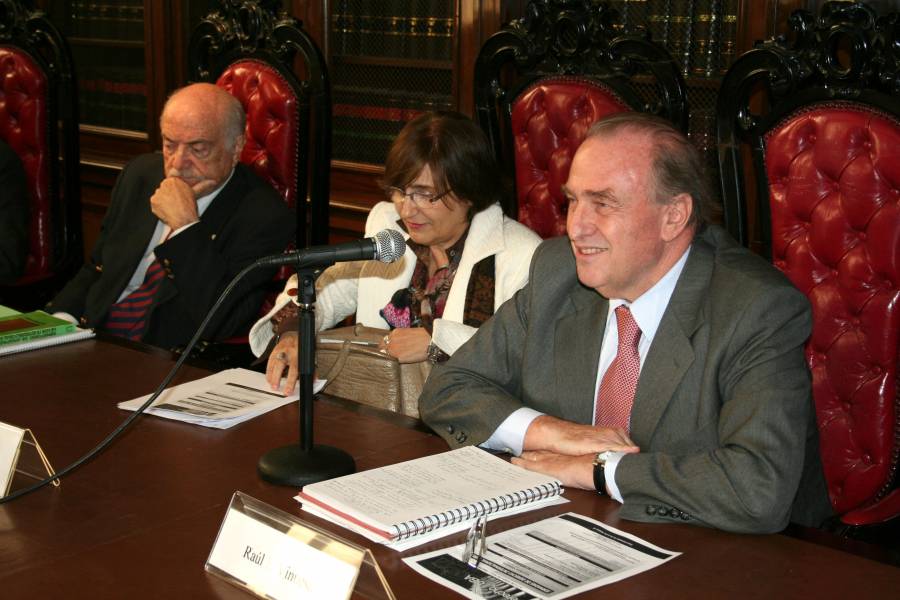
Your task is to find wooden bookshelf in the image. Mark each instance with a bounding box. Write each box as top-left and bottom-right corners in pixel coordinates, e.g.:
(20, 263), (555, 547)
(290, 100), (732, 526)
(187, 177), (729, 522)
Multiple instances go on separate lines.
(33, 1), (813, 252)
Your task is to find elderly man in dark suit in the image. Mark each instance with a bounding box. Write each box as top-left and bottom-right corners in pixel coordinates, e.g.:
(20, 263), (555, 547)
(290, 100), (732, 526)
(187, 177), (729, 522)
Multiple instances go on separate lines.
(48, 83), (293, 349)
(419, 112), (833, 534)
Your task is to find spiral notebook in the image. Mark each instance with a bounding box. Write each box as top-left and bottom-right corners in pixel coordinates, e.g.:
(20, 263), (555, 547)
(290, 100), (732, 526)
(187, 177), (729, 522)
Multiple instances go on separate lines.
(296, 446), (566, 550)
(0, 328), (95, 357)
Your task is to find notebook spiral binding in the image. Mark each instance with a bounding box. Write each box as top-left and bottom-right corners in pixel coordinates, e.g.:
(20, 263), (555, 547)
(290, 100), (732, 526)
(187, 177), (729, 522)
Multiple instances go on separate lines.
(392, 481), (563, 540)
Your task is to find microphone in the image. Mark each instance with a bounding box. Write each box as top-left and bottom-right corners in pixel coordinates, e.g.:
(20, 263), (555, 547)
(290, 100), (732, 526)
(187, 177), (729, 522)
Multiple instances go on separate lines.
(255, 229), (406, 268)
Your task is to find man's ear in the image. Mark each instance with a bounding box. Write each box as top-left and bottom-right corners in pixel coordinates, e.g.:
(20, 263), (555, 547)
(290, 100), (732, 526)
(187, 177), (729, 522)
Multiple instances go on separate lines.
(231, 134), (246, 165)
(661, 193), (692, 241)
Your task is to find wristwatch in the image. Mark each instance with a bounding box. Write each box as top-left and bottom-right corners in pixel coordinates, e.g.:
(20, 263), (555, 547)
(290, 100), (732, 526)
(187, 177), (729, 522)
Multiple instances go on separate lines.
(426, 342), (450, 364)
(592, 451), (613, 495)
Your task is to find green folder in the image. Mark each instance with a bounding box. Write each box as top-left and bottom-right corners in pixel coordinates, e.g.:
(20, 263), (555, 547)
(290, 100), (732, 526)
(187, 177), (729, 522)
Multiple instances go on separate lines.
(0, 307), (77, 346)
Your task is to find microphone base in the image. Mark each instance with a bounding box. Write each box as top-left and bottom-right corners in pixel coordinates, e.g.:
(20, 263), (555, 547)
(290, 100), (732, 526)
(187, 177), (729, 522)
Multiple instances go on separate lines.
(257, 444), (356, 487)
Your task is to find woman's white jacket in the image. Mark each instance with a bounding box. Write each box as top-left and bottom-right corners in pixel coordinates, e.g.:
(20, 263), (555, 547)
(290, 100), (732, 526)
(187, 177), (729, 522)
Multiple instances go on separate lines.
(250, 201), (541, 357)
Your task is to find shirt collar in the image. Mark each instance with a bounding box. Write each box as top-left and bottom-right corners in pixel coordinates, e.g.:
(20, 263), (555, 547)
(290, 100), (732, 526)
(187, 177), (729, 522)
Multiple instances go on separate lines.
(609, 246), (691, 344)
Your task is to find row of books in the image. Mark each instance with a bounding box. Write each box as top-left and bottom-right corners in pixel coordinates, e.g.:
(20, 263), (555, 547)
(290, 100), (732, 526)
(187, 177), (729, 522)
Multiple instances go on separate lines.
(608, 0), (739, 78)
(79, 85), (147, 132)
(331, 13), (453, 60)
(333, 105), (452, 164)
(333, 113), (413, 165)
(54, 0), (145, 42)
(330, 0), (453, 20)
(331, 60), (453, 164)
(75, 53), (148, 132)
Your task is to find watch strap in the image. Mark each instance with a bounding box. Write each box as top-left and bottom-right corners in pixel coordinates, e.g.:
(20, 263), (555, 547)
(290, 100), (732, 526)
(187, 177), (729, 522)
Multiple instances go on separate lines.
(593, 460), (606, 495)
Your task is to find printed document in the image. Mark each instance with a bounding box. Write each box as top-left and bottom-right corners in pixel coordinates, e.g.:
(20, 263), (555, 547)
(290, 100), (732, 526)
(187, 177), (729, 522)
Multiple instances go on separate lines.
(118, 368), (322, 429)
(404, 512), (680, 599)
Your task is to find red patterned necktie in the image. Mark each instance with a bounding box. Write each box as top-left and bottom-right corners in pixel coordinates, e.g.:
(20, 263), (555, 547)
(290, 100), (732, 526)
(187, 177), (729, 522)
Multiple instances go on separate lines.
(104, 232), (171, 341)
(594, 305), (642, 430)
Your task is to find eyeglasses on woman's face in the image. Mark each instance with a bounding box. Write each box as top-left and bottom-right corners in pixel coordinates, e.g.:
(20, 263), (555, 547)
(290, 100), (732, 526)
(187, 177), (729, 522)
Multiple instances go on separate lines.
(388, 186), (453, 209)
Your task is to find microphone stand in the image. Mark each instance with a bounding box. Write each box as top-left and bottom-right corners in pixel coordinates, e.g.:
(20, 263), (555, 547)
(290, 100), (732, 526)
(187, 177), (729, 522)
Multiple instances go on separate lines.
(257, 267), (356, 486)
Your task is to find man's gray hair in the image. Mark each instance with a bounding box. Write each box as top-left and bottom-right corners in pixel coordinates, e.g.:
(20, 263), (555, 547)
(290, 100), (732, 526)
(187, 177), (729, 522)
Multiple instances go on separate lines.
(584, 112), (718, 229)
(220, 92), (246, 150)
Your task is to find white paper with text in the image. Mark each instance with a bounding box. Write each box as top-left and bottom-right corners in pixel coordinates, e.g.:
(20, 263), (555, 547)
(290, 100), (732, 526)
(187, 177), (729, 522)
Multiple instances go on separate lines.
(404, 512), (680, 599)
(118, 368), (319, 429)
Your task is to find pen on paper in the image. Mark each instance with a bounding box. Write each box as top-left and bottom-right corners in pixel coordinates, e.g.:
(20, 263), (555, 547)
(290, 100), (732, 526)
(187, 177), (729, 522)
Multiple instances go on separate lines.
(318, 338), (380, 347)
(225, 382), (287, 398)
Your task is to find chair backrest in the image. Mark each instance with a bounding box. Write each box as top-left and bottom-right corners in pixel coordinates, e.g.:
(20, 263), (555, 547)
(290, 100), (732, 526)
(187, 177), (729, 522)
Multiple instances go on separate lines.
(188, 0), (330, 249)
(474, 0), (688, 238)
(717, 0), (900, 526)
(0, 0), (81, 289)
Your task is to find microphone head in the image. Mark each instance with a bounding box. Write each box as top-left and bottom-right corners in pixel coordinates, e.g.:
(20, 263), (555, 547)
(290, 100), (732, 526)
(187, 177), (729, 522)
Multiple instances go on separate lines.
(373, 229), (406, 263)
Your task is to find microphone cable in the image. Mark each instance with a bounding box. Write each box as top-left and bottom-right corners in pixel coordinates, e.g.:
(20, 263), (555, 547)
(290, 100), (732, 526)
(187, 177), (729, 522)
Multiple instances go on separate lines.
(0, 260), (263, 504)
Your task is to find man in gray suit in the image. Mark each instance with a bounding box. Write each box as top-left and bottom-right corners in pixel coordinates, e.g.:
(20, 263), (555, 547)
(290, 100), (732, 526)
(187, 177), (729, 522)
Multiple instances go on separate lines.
(419, 112), (832, 534)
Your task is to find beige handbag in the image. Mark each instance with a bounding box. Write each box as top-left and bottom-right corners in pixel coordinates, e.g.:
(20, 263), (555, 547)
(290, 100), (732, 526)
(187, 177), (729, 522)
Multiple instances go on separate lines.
(316, 324), (431, 418)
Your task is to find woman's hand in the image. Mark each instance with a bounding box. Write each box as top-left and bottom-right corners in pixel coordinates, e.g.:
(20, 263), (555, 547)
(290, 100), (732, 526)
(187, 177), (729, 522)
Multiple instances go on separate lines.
(266, 331), (299, 393)
(379, 327), (431, 363)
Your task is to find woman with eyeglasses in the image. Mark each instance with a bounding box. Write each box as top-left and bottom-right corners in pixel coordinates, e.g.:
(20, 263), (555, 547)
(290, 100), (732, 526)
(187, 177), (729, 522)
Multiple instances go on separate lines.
(250, 111), (542, 393)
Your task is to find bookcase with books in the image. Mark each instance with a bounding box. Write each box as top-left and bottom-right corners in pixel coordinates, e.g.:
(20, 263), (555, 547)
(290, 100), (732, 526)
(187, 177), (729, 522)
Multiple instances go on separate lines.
(299, 1), (509, 241)
(35, 0), (219, 257)
(329, 1), (457, 166)
(29, 1), (817, 249)
(312, 0), (810, 239)
(604, 0), (807, 192)
(54, 1), (147, 133)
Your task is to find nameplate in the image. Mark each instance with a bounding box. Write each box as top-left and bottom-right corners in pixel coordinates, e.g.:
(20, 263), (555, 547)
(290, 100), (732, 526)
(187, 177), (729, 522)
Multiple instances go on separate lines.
(0, 421), (57, 496)
(206, 492), (365, 600)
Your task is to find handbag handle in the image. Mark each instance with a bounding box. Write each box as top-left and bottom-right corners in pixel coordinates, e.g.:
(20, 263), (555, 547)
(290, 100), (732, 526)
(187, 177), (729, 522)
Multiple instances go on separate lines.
(320, 340), (353, 393)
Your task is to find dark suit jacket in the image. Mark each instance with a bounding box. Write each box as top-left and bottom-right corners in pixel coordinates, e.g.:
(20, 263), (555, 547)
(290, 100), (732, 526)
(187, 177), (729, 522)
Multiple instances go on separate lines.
(0, 140), (29, 285)
(48, 153), (294, 349)
(420, 226), (833, 534)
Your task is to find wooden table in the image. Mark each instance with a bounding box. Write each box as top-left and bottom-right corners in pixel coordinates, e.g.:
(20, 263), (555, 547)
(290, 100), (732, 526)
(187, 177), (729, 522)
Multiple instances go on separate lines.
(1, 336), (898, 599)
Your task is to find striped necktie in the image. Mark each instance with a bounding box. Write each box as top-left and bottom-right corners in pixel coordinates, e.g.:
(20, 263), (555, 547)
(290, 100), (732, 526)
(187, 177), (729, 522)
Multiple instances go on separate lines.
(104, 236), (170, 341)
(594, 305), (642, 430)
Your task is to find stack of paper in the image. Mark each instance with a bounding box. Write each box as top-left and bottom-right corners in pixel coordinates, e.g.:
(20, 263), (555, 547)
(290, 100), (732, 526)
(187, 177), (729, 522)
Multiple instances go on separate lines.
(118, 368), (322, 429)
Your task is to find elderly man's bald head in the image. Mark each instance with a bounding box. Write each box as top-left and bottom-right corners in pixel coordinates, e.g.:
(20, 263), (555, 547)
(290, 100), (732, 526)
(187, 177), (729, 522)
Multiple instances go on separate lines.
(159, 83), (247, 196)
(161, 83), (245, 150)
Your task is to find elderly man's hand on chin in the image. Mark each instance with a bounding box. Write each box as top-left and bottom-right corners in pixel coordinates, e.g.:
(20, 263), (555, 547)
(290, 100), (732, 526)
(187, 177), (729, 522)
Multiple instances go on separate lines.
(150, 176), (201, 231)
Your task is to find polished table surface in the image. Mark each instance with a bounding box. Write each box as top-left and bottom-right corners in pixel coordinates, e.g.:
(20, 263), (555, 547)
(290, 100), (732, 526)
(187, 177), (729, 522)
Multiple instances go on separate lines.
(1, 336), (898, 599)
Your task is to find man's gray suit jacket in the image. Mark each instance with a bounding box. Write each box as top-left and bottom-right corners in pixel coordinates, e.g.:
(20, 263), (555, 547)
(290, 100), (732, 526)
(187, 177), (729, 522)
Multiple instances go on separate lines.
(420, 225), (833, 534)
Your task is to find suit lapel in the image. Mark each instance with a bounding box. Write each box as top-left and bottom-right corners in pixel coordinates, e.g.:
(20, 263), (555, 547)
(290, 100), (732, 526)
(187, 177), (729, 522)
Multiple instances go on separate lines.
(125, 203), (161, 272)
(630, 238), (713, 444)
(154, 165), (248, 305)
(195, 165), (247, 235)
(102, 177), (165, 306)
(554, 283), (608, 424)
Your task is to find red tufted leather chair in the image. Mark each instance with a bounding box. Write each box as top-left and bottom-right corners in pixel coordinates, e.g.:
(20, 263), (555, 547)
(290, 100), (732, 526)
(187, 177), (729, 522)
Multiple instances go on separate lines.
(717, 1), (900, 533)
(217, 60), (302, 212)
(189, 0), (330, 250)
(185, 1), (330, 363)
(475, 0), (687, 238)
(0, 0), (81, 306)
